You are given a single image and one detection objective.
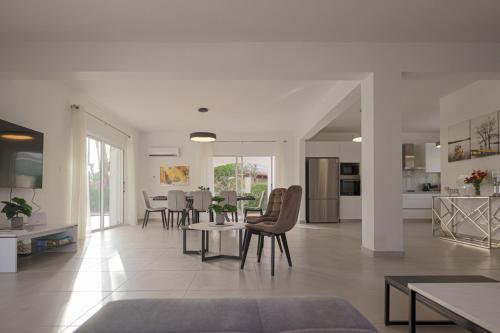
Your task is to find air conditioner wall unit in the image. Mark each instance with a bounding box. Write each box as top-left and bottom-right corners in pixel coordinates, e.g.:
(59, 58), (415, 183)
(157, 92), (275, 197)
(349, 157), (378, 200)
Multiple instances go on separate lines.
(148, 147), (179, 157)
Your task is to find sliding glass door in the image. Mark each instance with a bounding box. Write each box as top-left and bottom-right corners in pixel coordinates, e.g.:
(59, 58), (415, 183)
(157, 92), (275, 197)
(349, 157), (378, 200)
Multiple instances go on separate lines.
(213, 156), (273, 213)
(87, 137), (124, 231)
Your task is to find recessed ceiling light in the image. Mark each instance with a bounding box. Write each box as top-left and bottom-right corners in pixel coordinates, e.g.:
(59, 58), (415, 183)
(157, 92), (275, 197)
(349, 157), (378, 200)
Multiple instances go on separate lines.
(190, 132), (216, 142)
(198, 107), (209, 113)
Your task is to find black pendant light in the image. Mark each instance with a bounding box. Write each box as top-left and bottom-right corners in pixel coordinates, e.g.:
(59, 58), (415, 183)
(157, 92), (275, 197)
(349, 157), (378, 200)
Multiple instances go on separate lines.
(190, 107), (216, 142)
(190, 132), (216, 142)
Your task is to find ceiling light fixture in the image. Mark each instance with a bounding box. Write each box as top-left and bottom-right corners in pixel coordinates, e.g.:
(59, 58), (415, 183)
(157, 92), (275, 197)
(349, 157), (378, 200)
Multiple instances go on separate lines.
(352, 136), (362, 143)
(0, 132), (34, 141)
(190, 132), (216, 142)
(198, 107), (209, 113)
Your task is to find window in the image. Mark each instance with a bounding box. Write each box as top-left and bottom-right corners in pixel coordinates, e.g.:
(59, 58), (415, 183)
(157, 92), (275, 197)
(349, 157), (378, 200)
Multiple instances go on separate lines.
(213, 156), (273, 213)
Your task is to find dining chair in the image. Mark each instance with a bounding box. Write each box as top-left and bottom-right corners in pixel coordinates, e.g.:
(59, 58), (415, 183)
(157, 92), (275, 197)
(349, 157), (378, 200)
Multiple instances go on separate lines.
(192, 190), (212, 223)
(243, 191), (266, 219)
(167, 190), (190, 227)
(220, 190), (238, 222)
(245, 187), (287, 256)
(142, 191), (168, 229)
(240, 185), (302, 276)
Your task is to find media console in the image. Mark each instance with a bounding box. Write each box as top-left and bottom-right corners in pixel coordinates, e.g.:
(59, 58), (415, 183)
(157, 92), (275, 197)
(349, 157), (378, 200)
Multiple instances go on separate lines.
(0, 224), (77, 273)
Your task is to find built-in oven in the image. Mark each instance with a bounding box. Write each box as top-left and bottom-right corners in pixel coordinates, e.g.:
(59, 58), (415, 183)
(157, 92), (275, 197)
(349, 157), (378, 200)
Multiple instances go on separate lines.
(340, 163), (360, 176)
(340, 178), (361, 196)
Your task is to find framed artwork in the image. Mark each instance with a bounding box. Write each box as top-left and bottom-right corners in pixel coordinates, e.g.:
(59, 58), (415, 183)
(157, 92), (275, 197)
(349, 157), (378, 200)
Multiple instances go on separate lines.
(448, 120), (471, 162)
(470, 111), (499, 158)
(160, 165), (190, 185)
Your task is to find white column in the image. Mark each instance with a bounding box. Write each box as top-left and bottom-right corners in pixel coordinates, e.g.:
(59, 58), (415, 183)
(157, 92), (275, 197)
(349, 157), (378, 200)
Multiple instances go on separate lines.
(361, 73), (404, 256)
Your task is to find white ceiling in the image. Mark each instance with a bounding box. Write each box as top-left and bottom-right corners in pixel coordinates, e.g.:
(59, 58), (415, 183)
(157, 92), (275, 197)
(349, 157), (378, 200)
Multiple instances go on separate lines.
(317, 79), (472, 134)
(1, 0), (500, 42)
(66, 80), (339, 133)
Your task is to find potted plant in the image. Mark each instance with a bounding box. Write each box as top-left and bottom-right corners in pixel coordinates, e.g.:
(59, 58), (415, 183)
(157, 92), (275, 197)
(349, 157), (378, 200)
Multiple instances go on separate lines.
(209, 195), (237, 225)
(1, 197), (32, 229)
(464, 170), (488, 196)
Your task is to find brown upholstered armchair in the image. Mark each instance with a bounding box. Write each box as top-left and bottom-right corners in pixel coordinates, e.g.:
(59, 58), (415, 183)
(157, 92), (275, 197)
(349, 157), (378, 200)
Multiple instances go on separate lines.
(240, 185), (302, 276)
(246, 187), (286, 255)
(245, 188), (286, 224)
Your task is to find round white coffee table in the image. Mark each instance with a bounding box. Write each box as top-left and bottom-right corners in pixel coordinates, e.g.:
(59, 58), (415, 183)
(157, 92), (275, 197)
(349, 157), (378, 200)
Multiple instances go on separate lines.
(182, 222), (245, 262)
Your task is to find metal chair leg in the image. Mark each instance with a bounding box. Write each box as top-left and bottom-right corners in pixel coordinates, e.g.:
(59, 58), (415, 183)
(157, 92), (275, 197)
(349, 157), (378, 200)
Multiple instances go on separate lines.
(257, 235), (264, 263)
(276, 236), (283, 253)
(142, 210), (148, 228)
(271, 234), (275, 276)
(281, 233), (292, 267)
(240, 231), (252, 269)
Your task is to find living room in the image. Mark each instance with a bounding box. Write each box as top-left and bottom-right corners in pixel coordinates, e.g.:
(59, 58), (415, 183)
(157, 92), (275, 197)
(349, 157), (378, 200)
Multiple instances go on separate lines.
(1, 1), (500, 333)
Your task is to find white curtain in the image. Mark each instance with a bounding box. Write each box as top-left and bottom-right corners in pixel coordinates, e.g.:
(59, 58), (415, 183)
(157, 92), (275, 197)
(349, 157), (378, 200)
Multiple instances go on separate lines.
(275, 141), (287, 188)
(125, 137), (138, 225)
(198, 143), (214, 190)
(70, 108), (89, 240)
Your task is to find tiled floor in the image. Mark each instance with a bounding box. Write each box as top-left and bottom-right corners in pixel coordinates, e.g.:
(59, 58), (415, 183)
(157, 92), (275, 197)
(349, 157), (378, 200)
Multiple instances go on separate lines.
(3, 219), (499, 332)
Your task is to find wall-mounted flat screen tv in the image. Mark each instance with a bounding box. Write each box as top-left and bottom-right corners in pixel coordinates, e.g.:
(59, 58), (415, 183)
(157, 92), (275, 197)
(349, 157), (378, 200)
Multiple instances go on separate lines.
(0, 119), (43, 188)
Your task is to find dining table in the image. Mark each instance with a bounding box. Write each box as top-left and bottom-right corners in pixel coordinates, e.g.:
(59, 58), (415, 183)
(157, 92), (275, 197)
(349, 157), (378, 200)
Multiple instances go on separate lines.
(152, 193), (256, 202)
(151, 193), (256, 224)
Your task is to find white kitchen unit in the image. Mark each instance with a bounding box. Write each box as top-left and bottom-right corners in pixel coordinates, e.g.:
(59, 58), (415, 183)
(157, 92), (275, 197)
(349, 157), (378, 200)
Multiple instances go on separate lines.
(403, 192), (439, 219)
(340, 196), (362, 220)
(425, 143), (441, 172)
(403, 143), (441, 172)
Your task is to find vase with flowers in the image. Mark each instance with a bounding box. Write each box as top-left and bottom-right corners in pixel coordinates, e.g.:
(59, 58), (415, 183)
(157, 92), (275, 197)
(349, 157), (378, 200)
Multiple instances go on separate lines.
(464, 170), (488, 196)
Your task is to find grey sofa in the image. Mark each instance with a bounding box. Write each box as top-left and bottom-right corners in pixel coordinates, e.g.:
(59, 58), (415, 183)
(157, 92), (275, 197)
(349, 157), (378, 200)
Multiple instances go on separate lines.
(76, 297), (378, 333)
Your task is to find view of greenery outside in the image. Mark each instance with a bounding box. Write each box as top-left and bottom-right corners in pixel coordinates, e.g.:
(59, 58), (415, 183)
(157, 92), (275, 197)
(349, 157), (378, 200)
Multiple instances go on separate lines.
(213, 158), (271, 212)
(88, 145), (112, 214)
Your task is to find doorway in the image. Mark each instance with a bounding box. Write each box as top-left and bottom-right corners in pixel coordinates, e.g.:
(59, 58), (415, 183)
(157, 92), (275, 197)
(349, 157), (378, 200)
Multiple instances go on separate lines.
(87, 136), (124, 231)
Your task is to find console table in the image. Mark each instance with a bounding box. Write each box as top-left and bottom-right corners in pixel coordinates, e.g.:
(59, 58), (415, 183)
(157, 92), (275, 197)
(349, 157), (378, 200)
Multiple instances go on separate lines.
(432, 196), (500, 249)
(0, 224), (77, 272)
(409, 283), (500, 333)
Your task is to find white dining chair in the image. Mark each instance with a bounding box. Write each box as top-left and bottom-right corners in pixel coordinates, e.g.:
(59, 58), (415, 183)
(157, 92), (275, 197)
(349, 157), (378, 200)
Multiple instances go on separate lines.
(220, 190), (238, 222)
(192, 190), (212, 223)
(167, 190), (189, 227)
(142, 191), (168, 229)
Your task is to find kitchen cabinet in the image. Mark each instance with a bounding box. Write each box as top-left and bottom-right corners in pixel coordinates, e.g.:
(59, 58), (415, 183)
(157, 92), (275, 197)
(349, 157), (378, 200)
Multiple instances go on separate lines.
(340, 196), (362, 220)
(425, 143), (441, 172)
(402, 143), (441, 172)
(402, 192), (438, 219)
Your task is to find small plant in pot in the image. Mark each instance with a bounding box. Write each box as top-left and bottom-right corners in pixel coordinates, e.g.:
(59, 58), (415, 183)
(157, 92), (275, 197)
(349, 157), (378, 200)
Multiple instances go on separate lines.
(209, 196), (237, 225)
(1, 197), (32, 229)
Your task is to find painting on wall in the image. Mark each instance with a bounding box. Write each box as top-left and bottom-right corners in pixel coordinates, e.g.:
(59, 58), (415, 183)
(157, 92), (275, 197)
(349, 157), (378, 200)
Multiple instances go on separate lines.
(470, 111), (499, 159)
(448, 120), (471, 162)
(160, 165), (190, 185)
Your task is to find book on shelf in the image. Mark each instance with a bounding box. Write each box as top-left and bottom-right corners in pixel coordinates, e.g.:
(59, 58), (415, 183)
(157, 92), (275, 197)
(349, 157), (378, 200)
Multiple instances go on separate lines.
(35, 232), (74, 249)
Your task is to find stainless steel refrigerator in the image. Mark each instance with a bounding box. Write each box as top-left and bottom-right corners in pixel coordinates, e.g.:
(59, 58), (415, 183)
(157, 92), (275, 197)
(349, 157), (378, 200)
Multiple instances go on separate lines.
(306, 158), (339, 223)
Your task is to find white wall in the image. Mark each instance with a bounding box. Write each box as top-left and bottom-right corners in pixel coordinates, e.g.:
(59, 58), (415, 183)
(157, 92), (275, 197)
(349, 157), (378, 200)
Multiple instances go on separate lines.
(137, 130), (296, 217)
(0, 80), (74, 225)
(305, 141), (361, 162)
(0, 81), (140, 226)
(440, 80), (500, 196)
